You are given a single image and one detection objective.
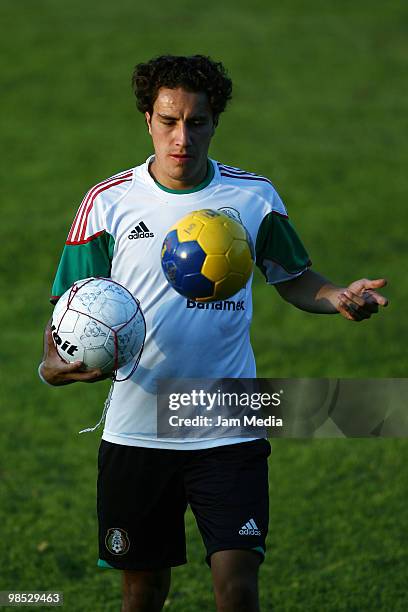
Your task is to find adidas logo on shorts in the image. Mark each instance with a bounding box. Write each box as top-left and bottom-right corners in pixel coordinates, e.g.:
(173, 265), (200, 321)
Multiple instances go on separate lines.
(239, 518), (261, 536)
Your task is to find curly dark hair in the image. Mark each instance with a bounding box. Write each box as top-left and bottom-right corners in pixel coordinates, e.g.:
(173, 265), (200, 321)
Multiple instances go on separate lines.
(131, 55), (232, 124)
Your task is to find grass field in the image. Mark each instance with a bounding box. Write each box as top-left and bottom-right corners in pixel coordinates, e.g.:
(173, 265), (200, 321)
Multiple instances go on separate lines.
(1, 0), (407, 610)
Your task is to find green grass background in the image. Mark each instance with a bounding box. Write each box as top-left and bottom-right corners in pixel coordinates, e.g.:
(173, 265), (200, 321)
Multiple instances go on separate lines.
(1, 0), (407, 610)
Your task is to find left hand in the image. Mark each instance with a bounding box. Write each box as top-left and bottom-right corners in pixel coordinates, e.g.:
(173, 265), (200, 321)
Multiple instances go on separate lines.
(337, 278), (388, 321)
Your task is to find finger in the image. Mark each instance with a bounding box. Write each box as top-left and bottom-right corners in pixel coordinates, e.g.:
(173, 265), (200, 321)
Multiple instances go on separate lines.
(361, 278), (387, 291)
(344, 289), (383, 310)
(363, 290), (389, 307)
(341, 304), (369, 322)
(68, 368), (105, 382)
(343, 290), (367, 308)
(64, 360), (88, 372)
(84, 373), (112, 383)
(337, 299), (356, 321)
(343, 289), (381, 311)
(339, 293), (377, 318)
(46, 326), (57, 350)
(42, 359), (85, 381)
(348, 279), (388, 301)
(338, 296), (372, 321)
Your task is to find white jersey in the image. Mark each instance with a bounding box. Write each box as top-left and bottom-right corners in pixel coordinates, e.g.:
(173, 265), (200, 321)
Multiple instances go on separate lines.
(51, 156), (310, 449)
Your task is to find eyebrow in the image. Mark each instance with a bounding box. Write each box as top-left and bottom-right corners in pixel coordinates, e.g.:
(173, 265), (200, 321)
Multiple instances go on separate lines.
(157, 113), (209, 121)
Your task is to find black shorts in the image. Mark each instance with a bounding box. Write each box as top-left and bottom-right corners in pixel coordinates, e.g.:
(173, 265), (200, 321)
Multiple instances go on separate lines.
(97, 438), (271, 570)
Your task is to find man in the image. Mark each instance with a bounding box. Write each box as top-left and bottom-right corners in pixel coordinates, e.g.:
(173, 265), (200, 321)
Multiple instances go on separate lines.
(39, 55), (388, 611)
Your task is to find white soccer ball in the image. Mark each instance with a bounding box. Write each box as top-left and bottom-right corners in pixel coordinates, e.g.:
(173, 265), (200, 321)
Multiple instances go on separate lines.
(51, 277), (146, 375)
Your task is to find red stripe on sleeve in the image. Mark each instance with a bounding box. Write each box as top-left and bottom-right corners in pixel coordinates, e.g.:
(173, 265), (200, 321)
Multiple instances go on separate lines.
(66, 229), (106, 245)
(69, 171), (132, 242)
(77, 177), (132, 242)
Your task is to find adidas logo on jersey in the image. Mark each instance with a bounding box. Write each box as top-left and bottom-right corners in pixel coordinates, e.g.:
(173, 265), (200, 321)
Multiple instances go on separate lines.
(128, 221), (154, 239)
(239, 519), (261, 536)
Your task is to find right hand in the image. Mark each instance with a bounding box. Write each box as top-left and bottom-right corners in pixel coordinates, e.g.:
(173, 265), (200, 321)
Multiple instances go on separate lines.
(40, 325), (110, 386)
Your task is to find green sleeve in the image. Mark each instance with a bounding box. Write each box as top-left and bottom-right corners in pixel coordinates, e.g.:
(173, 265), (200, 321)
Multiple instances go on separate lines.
(51, 231), (115, 303)
(255, 212), (311, 283)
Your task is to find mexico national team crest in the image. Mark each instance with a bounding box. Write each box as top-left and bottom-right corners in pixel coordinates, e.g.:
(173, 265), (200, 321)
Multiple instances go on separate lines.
(105, 528), (130, 555)
(218, 207), (243, 224)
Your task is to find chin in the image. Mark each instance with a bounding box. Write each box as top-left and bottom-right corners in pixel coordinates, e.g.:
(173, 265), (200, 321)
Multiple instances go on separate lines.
(171, 167), (195, 180)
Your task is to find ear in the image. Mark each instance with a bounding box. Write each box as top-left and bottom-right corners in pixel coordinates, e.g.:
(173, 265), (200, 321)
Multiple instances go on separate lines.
(145, 112), (152, 135)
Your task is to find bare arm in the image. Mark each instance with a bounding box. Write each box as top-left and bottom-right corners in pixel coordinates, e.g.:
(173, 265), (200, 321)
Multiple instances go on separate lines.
(275, 269), (388, 321)
(39, 319), (107, 386)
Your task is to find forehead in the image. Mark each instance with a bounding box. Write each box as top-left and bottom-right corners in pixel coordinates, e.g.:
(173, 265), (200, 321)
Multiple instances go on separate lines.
(152, 87), (211, 117)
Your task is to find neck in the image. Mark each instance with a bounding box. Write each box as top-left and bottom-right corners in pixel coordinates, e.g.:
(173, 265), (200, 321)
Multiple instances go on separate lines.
(149, 159), (209, 191)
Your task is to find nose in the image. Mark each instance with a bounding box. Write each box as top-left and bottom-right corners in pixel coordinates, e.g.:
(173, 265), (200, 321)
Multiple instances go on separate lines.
(174, 121), (192, 148)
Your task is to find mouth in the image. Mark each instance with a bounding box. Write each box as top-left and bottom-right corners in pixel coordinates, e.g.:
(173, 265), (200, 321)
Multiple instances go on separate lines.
(170, 154), (193, 162)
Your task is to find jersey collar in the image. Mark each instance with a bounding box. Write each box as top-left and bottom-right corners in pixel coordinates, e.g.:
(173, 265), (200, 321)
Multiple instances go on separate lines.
(144, 155), (218, 198)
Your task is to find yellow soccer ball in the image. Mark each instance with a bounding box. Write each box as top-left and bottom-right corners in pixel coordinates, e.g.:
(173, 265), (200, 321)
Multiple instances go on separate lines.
(161, 209), (254, 302)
